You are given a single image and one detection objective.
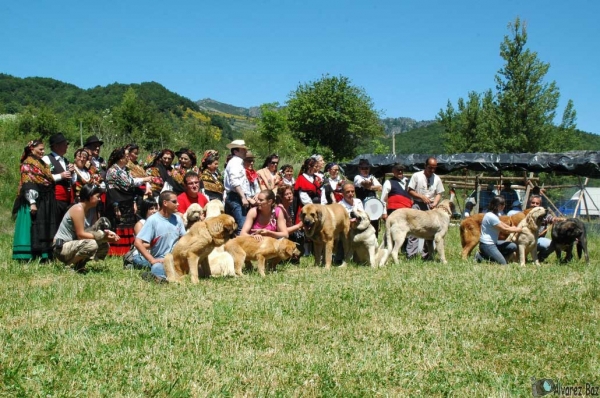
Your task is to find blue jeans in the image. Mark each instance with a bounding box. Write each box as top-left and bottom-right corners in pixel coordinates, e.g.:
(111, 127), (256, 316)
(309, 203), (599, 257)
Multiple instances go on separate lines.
(131, 253), (151, 270)
(537, 237), (553, 262)
(478, 241), (517, 265)
(133, 253), (167, 280)
(225, 192), (248, 235)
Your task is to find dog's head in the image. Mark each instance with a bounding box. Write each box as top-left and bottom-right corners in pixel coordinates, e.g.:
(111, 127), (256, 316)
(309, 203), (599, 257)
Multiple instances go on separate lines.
(204, 199), (225, 219)
(552, 218), (585, 242)
(184, 203), (204, 229)
(350, 209), (371, 231)
(526, 206), (546, 230)
(204, 214), (237, 243)
(280, 238), (302, 260)
(96, 217), (111, 231)
(300, 204), (322, 235)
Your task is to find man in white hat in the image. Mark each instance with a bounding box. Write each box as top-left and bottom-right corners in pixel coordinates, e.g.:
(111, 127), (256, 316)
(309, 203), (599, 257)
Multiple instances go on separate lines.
(223, 139), (250, 234)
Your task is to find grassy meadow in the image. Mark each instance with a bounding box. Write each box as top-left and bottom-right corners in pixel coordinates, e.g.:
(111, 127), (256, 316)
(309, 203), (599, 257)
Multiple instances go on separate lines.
(1, 225), (599, 396)
(0, 129), (599, 396)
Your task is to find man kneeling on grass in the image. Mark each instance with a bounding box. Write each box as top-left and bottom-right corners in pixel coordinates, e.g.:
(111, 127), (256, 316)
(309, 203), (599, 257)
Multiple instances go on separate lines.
(53, 184), (120, 273)
(134, 190), (186, 283)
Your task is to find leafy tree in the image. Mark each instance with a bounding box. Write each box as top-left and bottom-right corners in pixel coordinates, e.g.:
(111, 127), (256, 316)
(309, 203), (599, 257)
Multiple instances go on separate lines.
(439, 17), (577, 154)
(16, 106), (62, 139)
(286, 75), (384, 160)
(495, 18), (561, 152)
(256, 102), (288, 153)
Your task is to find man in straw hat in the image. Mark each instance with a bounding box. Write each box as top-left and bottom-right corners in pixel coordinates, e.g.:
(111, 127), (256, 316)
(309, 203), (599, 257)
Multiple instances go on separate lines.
(223, 139), (251, 235)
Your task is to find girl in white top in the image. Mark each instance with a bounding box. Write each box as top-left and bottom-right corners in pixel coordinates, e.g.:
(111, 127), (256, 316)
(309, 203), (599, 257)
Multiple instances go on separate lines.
(478, 196), (522, 264)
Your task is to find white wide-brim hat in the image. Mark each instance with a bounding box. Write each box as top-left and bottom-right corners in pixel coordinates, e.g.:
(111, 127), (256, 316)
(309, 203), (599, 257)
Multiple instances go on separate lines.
(226, 139), (248, 149)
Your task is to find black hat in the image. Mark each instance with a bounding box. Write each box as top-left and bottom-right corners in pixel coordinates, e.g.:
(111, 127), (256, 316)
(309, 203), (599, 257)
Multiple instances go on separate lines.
(49, 133), (68, 146)
(84, 135), (104, 147)
(358, 158), (372, 168)
(175, 148), (190, 157)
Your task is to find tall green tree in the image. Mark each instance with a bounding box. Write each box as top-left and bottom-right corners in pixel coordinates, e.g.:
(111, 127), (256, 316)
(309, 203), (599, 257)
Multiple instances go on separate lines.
(286, 75), (384, 160)
(495, 17), (560, 152)
(439, 17), (577, 154)
(256, 102), (288, 153)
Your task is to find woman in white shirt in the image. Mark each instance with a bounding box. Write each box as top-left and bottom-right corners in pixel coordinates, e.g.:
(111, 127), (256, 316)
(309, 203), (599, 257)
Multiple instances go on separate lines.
(477, 196), (522, 264)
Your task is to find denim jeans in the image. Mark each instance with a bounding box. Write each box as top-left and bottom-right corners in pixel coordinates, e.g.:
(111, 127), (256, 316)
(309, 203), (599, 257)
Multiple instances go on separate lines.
(151, 262), (167, 280)
(225, 192), (248, 235)
(537, 237), (553, 262)
(131, 253), (152, 270)
(478, 241), (517, 265)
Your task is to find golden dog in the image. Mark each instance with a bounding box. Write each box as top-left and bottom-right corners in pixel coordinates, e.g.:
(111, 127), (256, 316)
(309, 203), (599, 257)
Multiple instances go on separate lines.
(350, 209), (387, 267)
(163, 214), (237, 283)
(507, 206), (546, 266)
(224, 236), (301, 276)
(300, 203), (351, 269)
(460, 208), (531, 260)
(383, 199), (454, 264)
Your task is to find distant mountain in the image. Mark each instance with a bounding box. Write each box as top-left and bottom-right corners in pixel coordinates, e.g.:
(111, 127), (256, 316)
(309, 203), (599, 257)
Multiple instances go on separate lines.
(381, 117), (436, 136)
(197, 98), (261, 118)
(0, 74), (200, 116)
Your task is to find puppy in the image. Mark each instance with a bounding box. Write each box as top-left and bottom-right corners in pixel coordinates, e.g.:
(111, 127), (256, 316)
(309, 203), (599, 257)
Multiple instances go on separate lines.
(183, 203), (204, 230)
(204, 199), (225, 220)
(383, 199), (454, 264)
(301, 203), (352, 269)
(507, 206), (546, 266)
(206, 246), (236, 277)
(350, 209), (386, 267)
(85, 217), (111, 232)
(163, 214), (237, 283)
(549, 218), (589, 263)
(224, 236), (301, 276)
(460, 208), (531, 259)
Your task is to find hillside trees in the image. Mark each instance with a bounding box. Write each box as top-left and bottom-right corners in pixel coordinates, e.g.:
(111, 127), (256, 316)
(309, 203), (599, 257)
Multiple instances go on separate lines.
(439, 17), (576, 154)
(286, 75), (384, 160)
(256, 102), (288, 153)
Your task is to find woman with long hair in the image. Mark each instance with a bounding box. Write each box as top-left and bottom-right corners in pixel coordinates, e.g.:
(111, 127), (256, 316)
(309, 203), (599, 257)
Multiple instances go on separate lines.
(12, 139), (58, 260)
(53, 184), (120, 272)
(477, 196), (522, 264)
(240, 189), (288, 240)
(257, 153), (282, 192)
(200, 150), (224, 201)
(276, 184), (303, 242)
(106, 147), (152, 255)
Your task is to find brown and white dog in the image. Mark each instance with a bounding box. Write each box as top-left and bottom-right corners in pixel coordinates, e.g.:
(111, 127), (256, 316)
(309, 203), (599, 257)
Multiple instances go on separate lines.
(383, 199), (454, 264)
(300, 203), (351, 269)
(506, 206), (546, 266)
(163, 214), (237, 283)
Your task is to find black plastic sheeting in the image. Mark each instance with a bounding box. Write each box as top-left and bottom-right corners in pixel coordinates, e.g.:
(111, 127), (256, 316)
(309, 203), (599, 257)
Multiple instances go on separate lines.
(341, 151), (600, 179)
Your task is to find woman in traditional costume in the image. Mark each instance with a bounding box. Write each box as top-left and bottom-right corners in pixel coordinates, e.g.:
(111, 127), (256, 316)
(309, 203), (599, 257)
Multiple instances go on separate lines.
(12, 139), (58, 261)
(106, 147), (152, 255)
(257, 153), (282, 193)
(200, 150), (225, 202)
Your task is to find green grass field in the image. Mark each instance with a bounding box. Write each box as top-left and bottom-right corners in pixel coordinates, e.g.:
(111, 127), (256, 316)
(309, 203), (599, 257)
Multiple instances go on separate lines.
(1, 225), (598, 397)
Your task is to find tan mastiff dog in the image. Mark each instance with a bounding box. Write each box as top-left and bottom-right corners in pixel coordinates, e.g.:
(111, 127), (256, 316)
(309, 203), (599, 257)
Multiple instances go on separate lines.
(300, 203), (351, 269)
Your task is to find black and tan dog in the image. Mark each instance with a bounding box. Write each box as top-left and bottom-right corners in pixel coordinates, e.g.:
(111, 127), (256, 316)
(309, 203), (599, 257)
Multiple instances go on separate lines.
(549, 218), (589, 263)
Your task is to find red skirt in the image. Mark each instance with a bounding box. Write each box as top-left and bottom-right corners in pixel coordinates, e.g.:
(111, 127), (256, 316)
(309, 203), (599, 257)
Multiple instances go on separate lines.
(109, 226), (135, 256)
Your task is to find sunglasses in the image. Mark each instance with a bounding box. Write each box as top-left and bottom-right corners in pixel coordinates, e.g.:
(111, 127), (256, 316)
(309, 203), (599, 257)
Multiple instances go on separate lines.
(270, 161), (279, 165)
(168, 199), (178, 204)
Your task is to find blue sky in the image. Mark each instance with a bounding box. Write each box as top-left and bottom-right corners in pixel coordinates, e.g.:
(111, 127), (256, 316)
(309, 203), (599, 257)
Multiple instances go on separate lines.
(2, 0), (599, 134)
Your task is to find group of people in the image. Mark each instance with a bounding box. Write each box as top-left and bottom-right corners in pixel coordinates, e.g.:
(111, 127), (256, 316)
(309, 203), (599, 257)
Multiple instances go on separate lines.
(13, 133), (559, 277)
